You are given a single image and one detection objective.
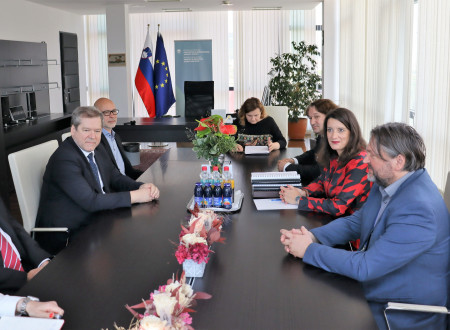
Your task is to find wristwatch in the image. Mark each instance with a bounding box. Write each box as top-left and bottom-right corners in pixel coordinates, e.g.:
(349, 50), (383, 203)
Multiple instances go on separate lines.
(19, 296), (40, 316)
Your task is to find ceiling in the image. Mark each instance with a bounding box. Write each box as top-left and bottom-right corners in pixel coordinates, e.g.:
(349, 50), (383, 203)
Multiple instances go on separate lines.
(28, 0), (321, 15)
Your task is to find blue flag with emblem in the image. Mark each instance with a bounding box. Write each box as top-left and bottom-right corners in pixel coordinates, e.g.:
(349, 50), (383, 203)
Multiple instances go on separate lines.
(154, 32), (176, 117)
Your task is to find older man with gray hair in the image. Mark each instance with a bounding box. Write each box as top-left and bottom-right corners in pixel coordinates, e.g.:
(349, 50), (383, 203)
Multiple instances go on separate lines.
(36, 106), (159, 254)
(280, 122), (449, 330)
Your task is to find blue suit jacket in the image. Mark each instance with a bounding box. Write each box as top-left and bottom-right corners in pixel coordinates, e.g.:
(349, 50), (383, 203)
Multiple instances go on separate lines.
(36, 137), (143, 253)
(304, 169), (449, 330)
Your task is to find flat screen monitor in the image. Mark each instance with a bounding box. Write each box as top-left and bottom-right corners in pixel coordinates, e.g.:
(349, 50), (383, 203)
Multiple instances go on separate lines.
(9, 105), (27, 121)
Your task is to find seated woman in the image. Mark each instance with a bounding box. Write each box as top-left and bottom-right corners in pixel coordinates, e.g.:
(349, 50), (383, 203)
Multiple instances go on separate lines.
(277, 98), (339, 185)
(280, 108), (371, 217)
(234, 97), (287, 152)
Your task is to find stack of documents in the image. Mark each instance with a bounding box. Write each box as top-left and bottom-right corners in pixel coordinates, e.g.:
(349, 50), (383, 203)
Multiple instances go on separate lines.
(251, 171), (301, 198)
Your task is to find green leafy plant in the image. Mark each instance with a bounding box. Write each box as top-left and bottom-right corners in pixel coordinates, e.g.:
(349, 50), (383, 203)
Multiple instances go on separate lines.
(188, 115), (237, 162)
(268, 41), (322, 122)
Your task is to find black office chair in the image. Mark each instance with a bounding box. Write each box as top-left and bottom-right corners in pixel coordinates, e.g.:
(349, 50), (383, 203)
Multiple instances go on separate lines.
(184, 81), (214, 119)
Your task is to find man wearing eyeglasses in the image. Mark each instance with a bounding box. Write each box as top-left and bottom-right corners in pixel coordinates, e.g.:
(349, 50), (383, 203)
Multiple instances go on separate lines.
(94, 98), (143, 180)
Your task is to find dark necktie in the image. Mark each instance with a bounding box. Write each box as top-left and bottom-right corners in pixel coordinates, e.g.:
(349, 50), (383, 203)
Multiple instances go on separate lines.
(0, 231), (24, 271)
(87, 153), (101, 190)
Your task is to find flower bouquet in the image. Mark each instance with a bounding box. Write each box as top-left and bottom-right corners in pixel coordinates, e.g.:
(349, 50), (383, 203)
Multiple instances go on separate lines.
(115, 272), (211, 330)
(175, 204), (225, 277)
(187, 115), (237, 168)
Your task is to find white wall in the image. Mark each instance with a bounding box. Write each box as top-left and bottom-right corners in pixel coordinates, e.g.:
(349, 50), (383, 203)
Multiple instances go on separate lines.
(0, 0), (87, 113)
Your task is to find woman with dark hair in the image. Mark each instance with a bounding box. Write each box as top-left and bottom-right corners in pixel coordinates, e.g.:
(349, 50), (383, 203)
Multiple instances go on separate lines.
(277, 99), (338, 185)
(234, 97), (286, 152)
(280, 108), (371, 217)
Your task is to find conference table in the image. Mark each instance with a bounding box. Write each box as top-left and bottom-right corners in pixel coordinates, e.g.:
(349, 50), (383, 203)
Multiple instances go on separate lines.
(17, 146), (377, 330)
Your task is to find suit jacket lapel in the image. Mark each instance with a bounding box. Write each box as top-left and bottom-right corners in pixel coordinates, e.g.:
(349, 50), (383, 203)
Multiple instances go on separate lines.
(67, 138), (103, 193)
(101, 133), (119, 168)
(0, 207), (25, 260)
(359, 187), (382, 248)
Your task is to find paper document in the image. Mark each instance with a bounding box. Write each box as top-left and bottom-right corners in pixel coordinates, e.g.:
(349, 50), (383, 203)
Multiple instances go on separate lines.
(253, 198), (299, 210)
(0, 316), (64, 330)
(245, 146), (269, 154)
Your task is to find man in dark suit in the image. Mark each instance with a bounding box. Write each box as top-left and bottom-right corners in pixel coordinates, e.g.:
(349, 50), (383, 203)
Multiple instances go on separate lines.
(280, 123), (449, 330)
(0, 200), (50, 294)
(36, 106), (159, 254)
(94, 97), (143, 180)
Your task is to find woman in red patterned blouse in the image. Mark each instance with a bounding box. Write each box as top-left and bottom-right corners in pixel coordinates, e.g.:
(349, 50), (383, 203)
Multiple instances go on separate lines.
(280, 108), (371, 217)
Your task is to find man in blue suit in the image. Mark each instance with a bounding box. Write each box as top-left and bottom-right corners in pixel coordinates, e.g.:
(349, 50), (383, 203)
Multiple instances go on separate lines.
(280, 122), (449, 330)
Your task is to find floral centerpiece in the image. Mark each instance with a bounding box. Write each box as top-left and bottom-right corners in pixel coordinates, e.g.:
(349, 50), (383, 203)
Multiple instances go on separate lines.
(115, 272), (211, 330)
(187, 115), (237, 168)
(175, 205), (225, 277)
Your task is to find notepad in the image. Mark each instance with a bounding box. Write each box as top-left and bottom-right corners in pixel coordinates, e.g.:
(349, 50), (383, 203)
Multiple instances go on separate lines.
(253, 198), (299, 210)
(245, 146), (269, 155)
(251, 171), (301, 198)
(0, 316), (64, 330)
(251, 171), (301, 184)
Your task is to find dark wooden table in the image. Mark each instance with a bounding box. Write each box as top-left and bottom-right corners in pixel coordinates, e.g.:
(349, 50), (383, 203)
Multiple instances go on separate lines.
(17, 147), (377, 330)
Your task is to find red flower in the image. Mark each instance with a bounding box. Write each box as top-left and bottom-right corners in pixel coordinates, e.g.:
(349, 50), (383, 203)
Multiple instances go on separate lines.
(219, 124), (237, 135)
(189, 243), (211, 264)
(175, 245), (189, 264)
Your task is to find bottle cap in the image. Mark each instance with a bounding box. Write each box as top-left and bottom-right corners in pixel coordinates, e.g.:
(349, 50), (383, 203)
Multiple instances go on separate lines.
(202, 166), (207, 171)
(224, 166), (229, 171)
(213, 166), (219, 171)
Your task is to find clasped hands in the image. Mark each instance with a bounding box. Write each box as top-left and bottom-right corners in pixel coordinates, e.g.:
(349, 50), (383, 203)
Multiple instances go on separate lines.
(280, 226), (315, 258)
(131, 183), (160, 203)
(277, 158), (294, 171)
(279, 185), (306, 204)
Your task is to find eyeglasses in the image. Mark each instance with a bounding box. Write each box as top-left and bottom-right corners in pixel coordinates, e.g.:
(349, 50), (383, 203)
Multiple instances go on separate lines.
(102, 109), (120, 116)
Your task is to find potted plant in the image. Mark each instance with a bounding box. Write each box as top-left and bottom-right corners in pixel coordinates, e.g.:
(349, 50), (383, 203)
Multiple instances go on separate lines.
(268, 41), (322, 140)
(188, 115), (237, 169)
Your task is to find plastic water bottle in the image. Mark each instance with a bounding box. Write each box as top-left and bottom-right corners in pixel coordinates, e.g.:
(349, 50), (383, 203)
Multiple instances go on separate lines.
(222, 166), (234, 203)
(200, 166), (210, 187)
(211, 166), (222, 188)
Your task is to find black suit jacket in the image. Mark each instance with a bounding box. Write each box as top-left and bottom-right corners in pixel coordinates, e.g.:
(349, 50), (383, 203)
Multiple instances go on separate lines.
(36, 137), (143, 253)
(100, 132), (143, 180)
(0, 201), (50, 294)
(285, 135), (322, 186)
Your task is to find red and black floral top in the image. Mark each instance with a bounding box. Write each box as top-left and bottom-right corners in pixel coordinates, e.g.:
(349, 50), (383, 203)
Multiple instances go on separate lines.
(298, 151), (372, 216)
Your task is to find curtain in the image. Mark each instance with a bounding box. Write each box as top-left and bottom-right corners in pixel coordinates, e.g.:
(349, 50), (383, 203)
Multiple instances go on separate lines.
(84, 15), (109, 105)
(339, 0), (413, 137)
(232, 10), (290, 110)
(129, 12), (229, 117)
(414, 0), (450, 192)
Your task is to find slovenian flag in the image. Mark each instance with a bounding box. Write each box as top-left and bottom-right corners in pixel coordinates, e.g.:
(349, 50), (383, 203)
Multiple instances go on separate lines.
(154, 32), (176, 117)
(135, 27), (156, 118)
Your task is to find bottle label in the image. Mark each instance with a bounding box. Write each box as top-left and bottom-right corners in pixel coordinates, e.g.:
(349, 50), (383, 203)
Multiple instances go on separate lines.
(213, 197), (222, 207)
(194, 197), (203, 206)
(204, 197), (212, 207)
(223, 196), (232, 209)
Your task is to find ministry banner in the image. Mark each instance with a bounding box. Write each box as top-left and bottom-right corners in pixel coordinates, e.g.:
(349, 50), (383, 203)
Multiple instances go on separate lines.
(174, 40), (213, 116)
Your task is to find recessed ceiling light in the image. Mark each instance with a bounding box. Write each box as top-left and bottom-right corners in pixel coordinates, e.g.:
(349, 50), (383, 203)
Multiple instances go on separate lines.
(252, 7), (282, 10)
(162, 8), (192, 12)
(222, 1), (233, 6)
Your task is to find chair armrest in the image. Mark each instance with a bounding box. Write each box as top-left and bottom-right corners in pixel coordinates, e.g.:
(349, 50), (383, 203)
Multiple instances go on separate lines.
(385, 302), (449, 314)
(31, 227), (69, 233)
